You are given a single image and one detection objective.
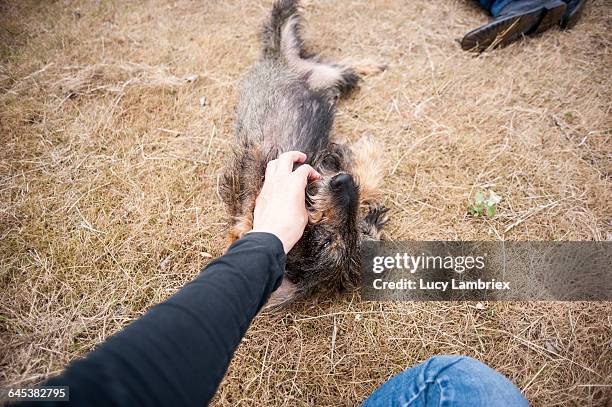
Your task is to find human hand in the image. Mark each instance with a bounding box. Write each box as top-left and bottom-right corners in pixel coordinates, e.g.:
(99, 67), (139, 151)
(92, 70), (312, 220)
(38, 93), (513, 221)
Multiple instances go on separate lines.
(251, 151), (321, 254)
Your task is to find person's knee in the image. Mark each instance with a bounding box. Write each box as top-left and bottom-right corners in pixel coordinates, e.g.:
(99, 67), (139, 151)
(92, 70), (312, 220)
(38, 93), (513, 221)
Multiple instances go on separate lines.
(422, 354), (511, 382)
(424, 354), (472, 365)
(362, 355), (528, 407)
(424, 354), (485, 370)
(420, 355), (529, 406)
(420, 355), (483, 378)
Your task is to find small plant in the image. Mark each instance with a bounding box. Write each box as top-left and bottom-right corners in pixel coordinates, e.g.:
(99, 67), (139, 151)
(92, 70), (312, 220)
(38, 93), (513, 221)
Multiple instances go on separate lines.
(468, 190), (502, 218)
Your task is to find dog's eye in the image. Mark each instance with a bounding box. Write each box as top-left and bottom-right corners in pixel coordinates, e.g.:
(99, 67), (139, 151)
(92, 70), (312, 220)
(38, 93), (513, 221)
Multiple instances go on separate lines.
(321, 154), (341, 172)
(320, 238), (332, 250)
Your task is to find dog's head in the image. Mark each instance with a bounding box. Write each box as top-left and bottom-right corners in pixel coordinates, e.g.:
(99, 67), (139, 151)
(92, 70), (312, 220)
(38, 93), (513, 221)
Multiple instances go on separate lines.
(224, 145), (384, 309)
(275, 170), (362, 305)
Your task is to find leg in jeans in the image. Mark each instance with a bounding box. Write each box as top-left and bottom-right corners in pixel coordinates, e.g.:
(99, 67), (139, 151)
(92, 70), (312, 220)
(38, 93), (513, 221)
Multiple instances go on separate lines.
(361, 355), (529, 407)
(462, 0), (567, 51)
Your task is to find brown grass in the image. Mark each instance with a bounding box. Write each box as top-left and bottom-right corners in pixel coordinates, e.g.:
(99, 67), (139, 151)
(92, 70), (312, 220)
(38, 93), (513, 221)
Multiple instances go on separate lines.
(1, 0), (610, 405)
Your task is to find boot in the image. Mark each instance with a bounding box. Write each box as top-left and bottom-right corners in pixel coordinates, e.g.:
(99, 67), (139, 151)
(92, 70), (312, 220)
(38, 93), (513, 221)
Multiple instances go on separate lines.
(461, 0), (567, 52)
(561, 0), (586, 29)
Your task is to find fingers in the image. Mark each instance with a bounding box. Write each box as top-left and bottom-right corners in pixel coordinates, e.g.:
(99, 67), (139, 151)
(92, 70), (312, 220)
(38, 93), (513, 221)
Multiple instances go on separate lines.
(265, 151), (321, 186)
(276, 151), (307, 172)
(266, 151), (308, 176)
(292, 164), (321, 185)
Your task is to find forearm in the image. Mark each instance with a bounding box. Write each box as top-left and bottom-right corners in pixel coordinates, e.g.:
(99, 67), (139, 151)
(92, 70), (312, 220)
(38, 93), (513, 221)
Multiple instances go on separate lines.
(41, 232), (285, 406)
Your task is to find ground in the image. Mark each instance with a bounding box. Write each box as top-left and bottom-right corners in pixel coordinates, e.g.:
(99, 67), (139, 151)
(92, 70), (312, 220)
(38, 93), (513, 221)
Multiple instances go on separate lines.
(0, 0), (610, 405)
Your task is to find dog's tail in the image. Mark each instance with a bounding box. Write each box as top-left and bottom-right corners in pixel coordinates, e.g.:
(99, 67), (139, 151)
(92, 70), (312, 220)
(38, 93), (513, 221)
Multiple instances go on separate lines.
(260, 0), (362, 97)
(261, 0), (304, 60)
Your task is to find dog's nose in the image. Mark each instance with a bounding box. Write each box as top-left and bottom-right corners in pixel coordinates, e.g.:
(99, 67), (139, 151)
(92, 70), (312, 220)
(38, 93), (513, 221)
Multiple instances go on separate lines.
(330, 173), (354, 191)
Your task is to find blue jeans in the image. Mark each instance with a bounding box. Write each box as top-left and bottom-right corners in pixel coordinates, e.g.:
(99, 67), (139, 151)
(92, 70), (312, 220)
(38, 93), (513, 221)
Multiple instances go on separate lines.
(362, 356), (529, 407)
(479, 0), (517, 16)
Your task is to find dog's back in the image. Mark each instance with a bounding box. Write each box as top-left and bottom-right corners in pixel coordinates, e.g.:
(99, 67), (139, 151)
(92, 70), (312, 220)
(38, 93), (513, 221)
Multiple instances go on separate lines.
(236, 59), (333, 157)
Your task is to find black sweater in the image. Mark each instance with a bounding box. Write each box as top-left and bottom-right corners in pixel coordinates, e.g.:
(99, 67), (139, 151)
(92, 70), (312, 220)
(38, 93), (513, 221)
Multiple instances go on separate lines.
(40, 232), (285, 406)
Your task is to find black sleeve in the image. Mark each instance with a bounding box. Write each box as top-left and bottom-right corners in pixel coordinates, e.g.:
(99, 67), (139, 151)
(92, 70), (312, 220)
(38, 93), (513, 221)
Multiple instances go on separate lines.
(37, 232), (286, 407)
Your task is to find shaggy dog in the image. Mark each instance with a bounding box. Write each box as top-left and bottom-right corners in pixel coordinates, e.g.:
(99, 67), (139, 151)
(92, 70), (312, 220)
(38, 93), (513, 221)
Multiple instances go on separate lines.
(221, 0), (388, 306)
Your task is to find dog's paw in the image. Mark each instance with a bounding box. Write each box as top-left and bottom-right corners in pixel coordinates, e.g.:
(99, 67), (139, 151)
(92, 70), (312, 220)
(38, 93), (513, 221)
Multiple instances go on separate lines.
(360, 203), (389, 240)
(366, 203), (390, 229)
(351, 62), (388, 76)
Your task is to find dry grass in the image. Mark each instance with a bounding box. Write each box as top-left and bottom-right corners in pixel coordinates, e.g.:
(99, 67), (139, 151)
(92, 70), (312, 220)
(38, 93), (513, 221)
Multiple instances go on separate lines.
(1, 0), (611, 405)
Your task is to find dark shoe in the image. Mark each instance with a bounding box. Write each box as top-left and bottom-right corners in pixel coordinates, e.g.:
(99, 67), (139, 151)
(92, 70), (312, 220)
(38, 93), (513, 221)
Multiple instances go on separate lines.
(561, 0), (586, 29)
(461, 0), (567, 52)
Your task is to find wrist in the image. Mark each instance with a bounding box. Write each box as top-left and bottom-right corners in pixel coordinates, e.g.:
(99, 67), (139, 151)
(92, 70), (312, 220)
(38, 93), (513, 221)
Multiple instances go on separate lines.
(248, 228), (290, 254)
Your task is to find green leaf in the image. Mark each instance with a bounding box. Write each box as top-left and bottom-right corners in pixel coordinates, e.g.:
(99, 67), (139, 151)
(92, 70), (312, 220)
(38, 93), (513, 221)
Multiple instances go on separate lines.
(474, 191), (485, 205)
(487, 191), (502, 206)
(486, 205), (496, 217)
(468, 204), (483, 216)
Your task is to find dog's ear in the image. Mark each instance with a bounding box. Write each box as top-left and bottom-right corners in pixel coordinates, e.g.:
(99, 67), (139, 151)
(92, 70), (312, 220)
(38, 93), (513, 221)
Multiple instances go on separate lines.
(350, 136), (384, 205)
(264, 275), (298, 310)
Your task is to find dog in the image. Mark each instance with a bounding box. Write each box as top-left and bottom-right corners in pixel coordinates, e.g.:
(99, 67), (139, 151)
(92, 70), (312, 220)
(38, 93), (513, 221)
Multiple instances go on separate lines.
(220, 0), (389, 307)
